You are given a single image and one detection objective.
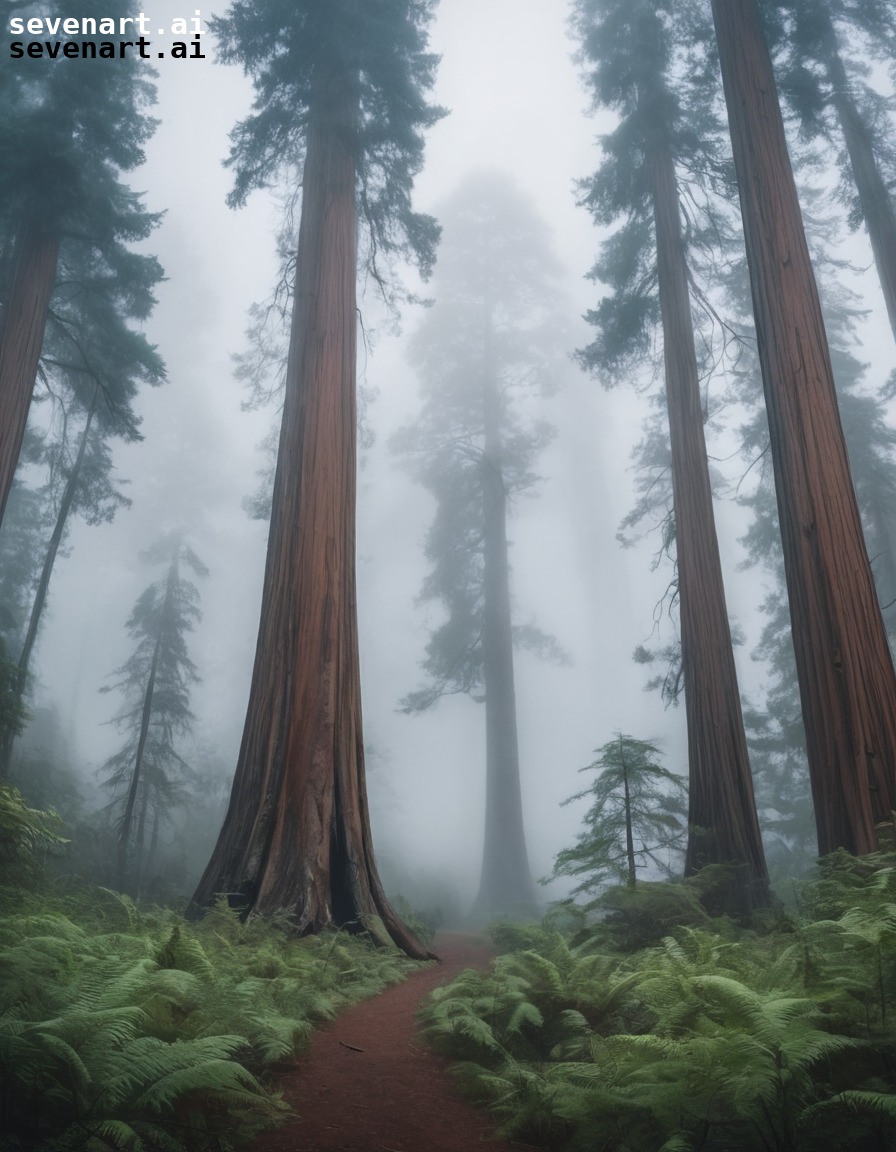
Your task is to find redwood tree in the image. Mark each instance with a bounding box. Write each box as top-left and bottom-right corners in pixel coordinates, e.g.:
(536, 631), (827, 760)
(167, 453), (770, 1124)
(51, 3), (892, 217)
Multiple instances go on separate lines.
(0, 222), (59, 527)
(575, 0), (769, 907)
(392, 173), (567, 919)
(188, 0), (442, 957)
(0, 5), (160, 527)
(711, 0), (896, 856)
(774, 2), (896, 346)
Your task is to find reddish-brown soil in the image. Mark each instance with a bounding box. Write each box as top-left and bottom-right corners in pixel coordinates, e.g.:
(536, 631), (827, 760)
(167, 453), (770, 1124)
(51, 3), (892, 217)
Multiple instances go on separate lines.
(253, 931), (530, 1152)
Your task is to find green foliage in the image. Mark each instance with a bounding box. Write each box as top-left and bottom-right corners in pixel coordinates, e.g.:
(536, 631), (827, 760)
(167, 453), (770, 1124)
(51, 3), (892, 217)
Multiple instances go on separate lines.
(212, 0), (444, 280)
(388, 894), (437, 945)
(0, 892), (417, 1150)
(0, 784), (66, 886)
(99, 535), (207, 893)
(392, 171), (569, 713)
(546, 734), (687, 899)
(423, 858), (896, 1150)
(0, 641), (28, 747)
(593, 881), (708, 952)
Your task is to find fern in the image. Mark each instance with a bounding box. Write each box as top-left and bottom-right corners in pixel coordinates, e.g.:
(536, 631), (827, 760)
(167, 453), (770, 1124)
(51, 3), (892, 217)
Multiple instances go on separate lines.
(422, 875), (896, 1152)
(0, 890), (417, 1150)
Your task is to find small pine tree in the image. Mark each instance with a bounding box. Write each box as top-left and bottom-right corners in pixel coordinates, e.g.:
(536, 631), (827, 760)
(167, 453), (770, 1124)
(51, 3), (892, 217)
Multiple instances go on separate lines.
(547, 734), (687, 902)
(99, 533), (206, 895)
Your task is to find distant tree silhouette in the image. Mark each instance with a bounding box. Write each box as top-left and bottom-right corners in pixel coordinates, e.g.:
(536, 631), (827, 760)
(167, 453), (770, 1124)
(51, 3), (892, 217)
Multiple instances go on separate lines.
(393, 171), (568, 919)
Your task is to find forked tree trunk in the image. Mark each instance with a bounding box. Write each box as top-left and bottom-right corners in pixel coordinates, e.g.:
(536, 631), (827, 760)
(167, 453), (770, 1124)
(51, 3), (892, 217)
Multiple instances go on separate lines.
(712, 0), (896, 856)
(645, 104), (770, 907)
(473, 317), (536, 917)
(188, 65), (431, 960)
(816, 10), (896, 346)
(0, 219), (60, 527)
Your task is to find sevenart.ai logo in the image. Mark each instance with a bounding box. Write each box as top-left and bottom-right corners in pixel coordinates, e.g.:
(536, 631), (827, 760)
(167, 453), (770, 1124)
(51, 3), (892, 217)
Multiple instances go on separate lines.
(8, 9), (206, 59)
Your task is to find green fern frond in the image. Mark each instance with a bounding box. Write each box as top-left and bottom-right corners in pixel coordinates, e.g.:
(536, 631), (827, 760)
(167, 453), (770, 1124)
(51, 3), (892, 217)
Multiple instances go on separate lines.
(84, 1117), (144, 1150)
(505, 950), (566, 999)
(94, 889), (141, 932)
(132, 1055), (266, 1114)
(805, 1088), (896, 1121)
(506, 1000), (544, 1033)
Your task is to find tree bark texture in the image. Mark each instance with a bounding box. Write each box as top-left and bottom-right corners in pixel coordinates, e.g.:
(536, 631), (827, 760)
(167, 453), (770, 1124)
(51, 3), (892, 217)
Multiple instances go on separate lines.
(473, 316), (537, 917)
(646, 121), (770, 905)
(817, 11), (896, 347)
(188, 67), (431, 959)
(712, 0), (896, 856)
(0, 219), (60, 528)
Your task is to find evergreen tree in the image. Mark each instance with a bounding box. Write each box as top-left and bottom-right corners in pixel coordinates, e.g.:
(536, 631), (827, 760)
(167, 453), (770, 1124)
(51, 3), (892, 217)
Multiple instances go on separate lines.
(0, 235), (162, 774)
(548, 734), (687, 899)
(574, 0), (769, 907)
(100, 535), (206, 896)
(737, 272), (896, 873)
(392, 171), (568, 919)
(772, 1), (896, 346)
(189, 0), (442, 957)
(0, 0), (162, 525)
(0, 450), (53, 662)
(711, 0), (896, 856)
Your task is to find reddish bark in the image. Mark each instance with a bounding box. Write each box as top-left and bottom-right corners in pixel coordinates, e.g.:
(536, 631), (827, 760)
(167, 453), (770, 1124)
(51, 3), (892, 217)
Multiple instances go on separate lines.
(189, 66), (430, 959)
(712, 0), (896, 856)
(0, 220), (59, 527)
(646, 122), (769, 905)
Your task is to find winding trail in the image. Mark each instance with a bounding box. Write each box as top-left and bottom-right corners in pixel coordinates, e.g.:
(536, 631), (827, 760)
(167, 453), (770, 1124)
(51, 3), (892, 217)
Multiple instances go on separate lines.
(253, 931), (528, 1152)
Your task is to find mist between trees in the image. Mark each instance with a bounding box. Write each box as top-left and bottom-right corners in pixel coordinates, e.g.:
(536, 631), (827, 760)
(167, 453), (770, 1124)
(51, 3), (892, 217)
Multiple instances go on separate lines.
(1, 0), (896, 948)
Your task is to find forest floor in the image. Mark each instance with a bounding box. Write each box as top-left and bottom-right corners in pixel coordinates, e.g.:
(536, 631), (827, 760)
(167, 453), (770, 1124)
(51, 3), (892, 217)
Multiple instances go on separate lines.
(252, 931), (531, 1152)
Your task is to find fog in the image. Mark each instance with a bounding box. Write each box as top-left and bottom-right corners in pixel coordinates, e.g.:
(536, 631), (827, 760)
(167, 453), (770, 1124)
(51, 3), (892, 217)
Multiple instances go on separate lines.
(7, 0), (895, 910)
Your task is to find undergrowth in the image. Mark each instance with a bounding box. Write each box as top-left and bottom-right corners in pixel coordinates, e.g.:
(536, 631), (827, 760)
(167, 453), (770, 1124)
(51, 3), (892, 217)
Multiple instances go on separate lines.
(421, 856), (896, 1151)
(0, 887), (421, 1150)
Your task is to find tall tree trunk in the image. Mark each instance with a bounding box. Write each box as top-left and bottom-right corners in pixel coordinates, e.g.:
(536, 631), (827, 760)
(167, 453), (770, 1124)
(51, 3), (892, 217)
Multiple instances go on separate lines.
(0, 219), (60, 527)
(134, 779), (149, 898)
(0, 392), (97, 780)
(116, 607), (164, 892)
(866, 490), (896, 635)
(473, 314), (536, 917)
(17, 387), (99, 690)
(816, 10), (896, 346)
(645, 101), (770, 907)
(145, 804), (160, 883)
(620, 737), (636, 888)
(116, 557), (178, 892)
(712, 0), (896, 856)
(188, 65), (431, 960)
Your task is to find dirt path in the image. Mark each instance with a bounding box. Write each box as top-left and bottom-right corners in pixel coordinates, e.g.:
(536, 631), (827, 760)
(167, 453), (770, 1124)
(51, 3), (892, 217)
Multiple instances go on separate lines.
(253, 931), (527, 1152)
